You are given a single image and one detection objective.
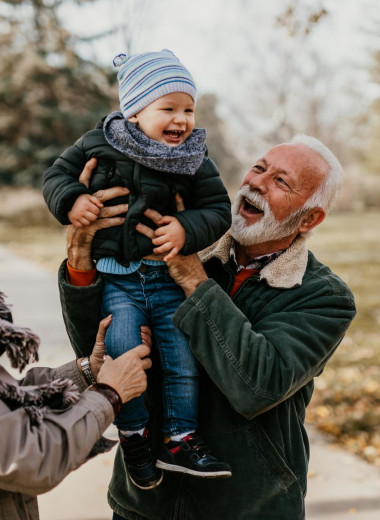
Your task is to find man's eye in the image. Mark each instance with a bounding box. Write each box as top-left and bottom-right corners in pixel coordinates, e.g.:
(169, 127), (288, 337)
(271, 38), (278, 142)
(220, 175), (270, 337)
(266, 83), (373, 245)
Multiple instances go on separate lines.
(253, 165), (265, 172)
(277, 177), (289, 188)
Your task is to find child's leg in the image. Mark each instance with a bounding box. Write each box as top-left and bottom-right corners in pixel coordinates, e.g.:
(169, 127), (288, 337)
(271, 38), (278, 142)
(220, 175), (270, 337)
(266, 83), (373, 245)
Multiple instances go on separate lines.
(147, 268), (199, 437)
(147, 267), (231, 478)
(102, 272), (163, 490)
(101, 273), (149, 432)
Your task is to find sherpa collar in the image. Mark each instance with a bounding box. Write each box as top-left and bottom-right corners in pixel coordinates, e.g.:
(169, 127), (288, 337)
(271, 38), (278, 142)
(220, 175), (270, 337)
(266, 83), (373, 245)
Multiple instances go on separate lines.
(103, 111), (207, 175)
(199, 233), (309, 289)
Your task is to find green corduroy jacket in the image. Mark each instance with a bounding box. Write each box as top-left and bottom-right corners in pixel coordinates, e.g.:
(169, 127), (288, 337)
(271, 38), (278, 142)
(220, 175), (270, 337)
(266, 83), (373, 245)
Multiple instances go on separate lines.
(58, 233), (356, 520)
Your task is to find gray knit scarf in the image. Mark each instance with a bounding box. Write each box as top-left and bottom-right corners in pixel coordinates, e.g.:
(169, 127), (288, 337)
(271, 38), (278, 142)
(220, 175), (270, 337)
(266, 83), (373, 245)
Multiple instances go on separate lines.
(103, 111), (207, 175)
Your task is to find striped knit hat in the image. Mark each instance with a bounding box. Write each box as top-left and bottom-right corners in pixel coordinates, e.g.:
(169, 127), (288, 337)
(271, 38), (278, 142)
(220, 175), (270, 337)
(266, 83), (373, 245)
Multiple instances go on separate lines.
(113, 49), (197, 119)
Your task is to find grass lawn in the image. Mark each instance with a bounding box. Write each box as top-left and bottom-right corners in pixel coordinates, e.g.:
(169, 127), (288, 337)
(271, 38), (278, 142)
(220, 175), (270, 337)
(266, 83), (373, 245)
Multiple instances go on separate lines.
(1, 196), (379, 464)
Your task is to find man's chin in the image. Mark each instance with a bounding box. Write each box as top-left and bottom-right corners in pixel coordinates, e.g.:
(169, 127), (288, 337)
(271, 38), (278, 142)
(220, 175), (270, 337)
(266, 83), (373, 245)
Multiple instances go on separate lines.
(230, 214), (293, 246)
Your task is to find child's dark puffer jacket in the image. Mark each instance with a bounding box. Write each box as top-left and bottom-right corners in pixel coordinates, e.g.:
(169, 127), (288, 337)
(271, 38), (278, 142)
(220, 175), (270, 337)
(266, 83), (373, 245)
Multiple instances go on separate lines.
(43, 121), (231, 267)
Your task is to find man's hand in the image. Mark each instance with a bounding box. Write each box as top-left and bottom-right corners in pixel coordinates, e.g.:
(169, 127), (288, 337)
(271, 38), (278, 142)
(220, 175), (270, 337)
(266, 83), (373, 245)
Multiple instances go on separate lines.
(67, 158), (130, 270)
(97, 345), (152, 404)
(88, 316), (152, 381)
(136, 205), (208, 297)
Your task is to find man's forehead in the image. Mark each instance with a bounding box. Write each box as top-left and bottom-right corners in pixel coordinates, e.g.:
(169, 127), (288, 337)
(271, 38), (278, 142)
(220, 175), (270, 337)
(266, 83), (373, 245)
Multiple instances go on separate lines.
(261, 143), (327, 176)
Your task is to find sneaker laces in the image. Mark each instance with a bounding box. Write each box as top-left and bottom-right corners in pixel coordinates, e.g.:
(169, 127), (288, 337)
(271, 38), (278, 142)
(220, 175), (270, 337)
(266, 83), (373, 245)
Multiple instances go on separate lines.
(120, 430), (154, 466)
(175, 434), (209, 458)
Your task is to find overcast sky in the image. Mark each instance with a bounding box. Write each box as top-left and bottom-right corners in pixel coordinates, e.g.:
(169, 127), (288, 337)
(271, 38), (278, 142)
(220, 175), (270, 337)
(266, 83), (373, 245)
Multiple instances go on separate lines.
(60, 0), (377, 98)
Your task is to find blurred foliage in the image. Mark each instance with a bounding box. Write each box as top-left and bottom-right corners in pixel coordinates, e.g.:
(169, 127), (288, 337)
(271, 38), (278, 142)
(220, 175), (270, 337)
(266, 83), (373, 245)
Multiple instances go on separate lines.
(196, 93), (243, 190)
(0, 0), (117, 188)
(361, 47), (380, 176)
(306, 210), (380, 466)
(0, 0), (242, 191)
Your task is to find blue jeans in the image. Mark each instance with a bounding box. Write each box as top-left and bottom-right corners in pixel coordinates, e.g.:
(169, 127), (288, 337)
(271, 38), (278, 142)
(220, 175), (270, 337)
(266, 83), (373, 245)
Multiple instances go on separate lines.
(101, 265), (199, 436)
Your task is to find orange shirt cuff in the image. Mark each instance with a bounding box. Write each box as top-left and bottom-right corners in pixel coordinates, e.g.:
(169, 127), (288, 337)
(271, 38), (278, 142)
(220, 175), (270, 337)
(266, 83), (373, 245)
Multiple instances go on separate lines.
(67, 260), (97, 287)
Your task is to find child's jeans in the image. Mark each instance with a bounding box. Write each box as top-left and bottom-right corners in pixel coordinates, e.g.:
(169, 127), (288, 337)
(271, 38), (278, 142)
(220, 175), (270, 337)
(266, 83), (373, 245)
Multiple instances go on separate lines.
(101, 265), (199, 436)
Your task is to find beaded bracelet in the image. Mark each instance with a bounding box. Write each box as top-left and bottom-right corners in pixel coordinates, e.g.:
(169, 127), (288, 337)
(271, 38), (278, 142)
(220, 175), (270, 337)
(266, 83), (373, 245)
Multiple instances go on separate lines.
(88, 383), (122, 418)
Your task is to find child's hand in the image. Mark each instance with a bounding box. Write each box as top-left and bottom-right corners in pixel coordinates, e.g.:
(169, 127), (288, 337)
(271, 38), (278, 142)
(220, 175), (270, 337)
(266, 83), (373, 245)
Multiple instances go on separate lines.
(68, 193), (104, 227)
(152, 216), (186, 261)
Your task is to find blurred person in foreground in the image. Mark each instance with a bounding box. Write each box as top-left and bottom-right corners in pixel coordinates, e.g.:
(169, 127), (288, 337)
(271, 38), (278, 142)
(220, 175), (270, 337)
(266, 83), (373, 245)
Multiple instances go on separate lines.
(59, 134), (356, 520)
(0, 205), (152, 519)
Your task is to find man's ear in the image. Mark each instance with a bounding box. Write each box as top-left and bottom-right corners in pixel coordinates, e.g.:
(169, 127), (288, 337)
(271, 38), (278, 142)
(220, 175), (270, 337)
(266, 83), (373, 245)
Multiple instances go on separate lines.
(298, 208), (326, 233)
(128, 115), (138, 123)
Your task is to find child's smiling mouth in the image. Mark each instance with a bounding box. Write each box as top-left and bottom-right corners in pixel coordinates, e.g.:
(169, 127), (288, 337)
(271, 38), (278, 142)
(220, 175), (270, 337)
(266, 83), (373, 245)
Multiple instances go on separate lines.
(163, 130), (184, 144)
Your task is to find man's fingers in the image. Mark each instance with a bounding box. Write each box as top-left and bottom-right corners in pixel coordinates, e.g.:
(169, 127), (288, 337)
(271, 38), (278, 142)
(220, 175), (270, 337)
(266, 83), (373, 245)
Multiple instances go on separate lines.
(140, 325), (152, 347)
(93, 186), (130, 203)
(78, 158), (98, 187)
(95, 315), (112, 342)
(98, 203), (128, 219)
(136, 222), (156, 239)
(95, 216), (126, 230)
(130, 343), (151, 359)
(175, 193), (185, 212)
(143, 208), (163, 225)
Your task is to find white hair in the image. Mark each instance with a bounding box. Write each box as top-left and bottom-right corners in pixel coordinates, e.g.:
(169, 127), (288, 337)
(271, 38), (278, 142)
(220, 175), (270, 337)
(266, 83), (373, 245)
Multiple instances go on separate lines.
(290, 134), (343, 213)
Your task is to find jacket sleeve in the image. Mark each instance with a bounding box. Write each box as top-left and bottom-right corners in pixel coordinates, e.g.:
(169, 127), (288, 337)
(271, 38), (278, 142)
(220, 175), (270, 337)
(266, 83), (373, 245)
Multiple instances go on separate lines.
(58, 260), (103, 357)
(0, 363), (114, 496)
(174, 158), (232, 255)
(173, 278), (356, 419)
(43, 134), (91, 225)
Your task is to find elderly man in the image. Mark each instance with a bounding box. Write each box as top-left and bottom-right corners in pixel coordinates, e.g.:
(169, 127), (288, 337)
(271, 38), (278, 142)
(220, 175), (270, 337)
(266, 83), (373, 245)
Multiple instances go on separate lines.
(59, 134), (356, 520)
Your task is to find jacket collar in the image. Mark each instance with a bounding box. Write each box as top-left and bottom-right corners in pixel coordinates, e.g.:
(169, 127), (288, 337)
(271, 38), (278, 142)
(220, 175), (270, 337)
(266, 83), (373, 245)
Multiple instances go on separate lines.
(199, 233), (309, 289)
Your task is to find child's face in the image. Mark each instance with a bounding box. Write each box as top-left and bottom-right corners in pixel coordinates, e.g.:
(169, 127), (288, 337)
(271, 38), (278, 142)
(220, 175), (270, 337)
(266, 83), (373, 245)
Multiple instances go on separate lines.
(128, 92), (195, 147)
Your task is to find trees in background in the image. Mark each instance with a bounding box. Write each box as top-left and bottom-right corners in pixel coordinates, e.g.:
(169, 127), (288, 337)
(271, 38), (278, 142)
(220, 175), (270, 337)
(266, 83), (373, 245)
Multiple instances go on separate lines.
(1, 0), (379, 197)
(196, 93), (243, 191)
(0, 0), (116, 187)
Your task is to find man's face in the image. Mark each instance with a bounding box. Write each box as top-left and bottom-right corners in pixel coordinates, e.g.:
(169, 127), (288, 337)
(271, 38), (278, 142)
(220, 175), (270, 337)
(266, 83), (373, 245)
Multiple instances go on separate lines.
(128, 92), (195, 147)
(230, 144), (328, 246)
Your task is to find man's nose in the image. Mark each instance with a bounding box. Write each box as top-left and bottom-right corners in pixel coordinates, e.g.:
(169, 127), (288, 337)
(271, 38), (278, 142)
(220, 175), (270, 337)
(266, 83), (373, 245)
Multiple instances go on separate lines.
(248, 172), (268, 193)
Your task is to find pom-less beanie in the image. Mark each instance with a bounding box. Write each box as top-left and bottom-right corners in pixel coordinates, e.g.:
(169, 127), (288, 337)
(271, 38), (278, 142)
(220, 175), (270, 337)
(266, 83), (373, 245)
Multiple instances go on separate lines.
(113, 49), (197, 119)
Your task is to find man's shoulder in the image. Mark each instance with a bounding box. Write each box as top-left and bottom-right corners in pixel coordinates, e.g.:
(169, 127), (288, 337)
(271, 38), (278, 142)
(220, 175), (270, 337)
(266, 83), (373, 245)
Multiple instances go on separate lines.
(305, 250), (355, 301)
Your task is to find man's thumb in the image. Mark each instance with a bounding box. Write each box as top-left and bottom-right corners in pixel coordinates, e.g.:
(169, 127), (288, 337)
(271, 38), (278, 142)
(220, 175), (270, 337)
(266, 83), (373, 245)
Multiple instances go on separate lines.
(79, 158), (98, 187)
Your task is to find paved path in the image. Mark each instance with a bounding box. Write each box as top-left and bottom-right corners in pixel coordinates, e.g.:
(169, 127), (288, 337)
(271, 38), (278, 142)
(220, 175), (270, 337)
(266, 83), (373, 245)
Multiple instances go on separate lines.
(1, 244), (380, 520)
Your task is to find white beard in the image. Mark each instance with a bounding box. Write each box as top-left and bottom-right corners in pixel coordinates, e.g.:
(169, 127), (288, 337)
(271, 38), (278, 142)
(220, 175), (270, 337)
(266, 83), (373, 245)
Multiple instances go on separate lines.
(230, 185), (306, 246)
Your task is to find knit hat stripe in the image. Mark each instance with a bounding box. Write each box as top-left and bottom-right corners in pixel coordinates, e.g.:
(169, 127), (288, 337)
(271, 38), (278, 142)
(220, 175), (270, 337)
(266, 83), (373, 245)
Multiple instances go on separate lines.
(120, 69), (196, 101)
(114, 49), (197, 119)
(122, 80), (197, 115)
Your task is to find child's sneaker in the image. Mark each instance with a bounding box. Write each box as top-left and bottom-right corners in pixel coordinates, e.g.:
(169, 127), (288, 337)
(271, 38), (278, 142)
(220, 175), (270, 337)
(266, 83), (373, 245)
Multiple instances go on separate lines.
(119, 430), (163, 490)
(156, 433), (232, 478)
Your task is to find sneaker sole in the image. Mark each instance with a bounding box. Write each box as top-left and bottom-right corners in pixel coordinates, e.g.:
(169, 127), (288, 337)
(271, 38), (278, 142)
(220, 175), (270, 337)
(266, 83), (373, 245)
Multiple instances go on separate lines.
(156, 460), (232, 478)
(129, 469), (164, 490)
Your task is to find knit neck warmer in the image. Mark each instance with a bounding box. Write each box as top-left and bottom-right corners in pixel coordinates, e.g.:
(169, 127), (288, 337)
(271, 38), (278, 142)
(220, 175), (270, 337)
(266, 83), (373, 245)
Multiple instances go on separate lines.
(0, 291), (80, 426)
(103, 111), (206, 175)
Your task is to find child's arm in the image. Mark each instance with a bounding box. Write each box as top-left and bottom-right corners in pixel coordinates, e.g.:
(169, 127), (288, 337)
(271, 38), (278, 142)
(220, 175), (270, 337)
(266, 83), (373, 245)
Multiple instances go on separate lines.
(68, 193), (104, 228)
(43, 133), (98, 225)
(172, 158), (232, 255)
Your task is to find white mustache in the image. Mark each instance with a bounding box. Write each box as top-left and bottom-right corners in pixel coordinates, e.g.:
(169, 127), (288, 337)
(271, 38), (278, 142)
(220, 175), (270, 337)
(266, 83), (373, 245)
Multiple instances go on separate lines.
(234, 185), (268, 214)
